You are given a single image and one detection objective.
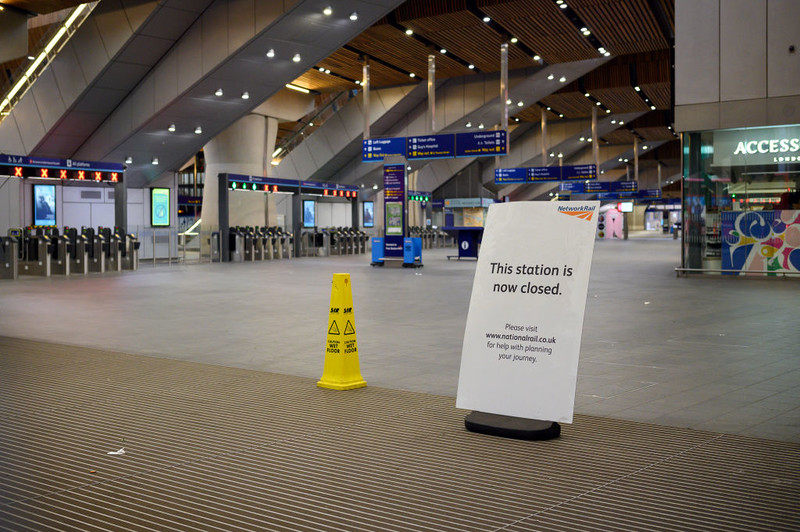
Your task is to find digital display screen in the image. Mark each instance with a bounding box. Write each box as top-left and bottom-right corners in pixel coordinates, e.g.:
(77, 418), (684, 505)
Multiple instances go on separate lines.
(618, 201), (634, 213)
(303, 200), (315, 228)
(363, 201), (374, 228)
(151, 188), (170, 227)
(33, 184), (56, 226)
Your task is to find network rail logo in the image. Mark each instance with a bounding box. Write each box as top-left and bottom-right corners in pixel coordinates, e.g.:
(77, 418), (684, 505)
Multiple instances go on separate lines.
(557, 205), (596, 221)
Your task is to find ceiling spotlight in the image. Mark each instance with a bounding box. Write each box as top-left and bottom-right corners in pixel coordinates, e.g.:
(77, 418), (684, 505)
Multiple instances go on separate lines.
(514, 117), (520, 122)
(550, 152), (555, 157)
(309, 122), (314, 127)
(407, 165), (412, 170)
(611, 119), (617, 124)
(292, 53), (301, 63)
(151, 158), (159, 165)
(642, 145), (648, 150)
(547, 74), (554, 80)
(168, 123), (176, 132)
(266, 49), (275, 58)
(619, 120), (624, 125)
(556, 0), (563, 3)
(318, 67), (325, 72)
(651, 105), (656, 110)
(214, 88), (223, 97)
(579, 136), (585, 142)
(584, 92), (590, 97)
(559, 76), (566, 82)
(349, 11), (358, 21)
(241, 91), (249, 99)
(603, 51), (610, 56)
(533, 54), (541, 61)
(596, 101), (602, 106)
(409, 72), (416, 78)
(478, 123), (484, 129)
(517, 101), (524, 107)
(510, 37), (518, 43)
(373, 184), (378, 190)
(405, 29), (413, 36)
(27, 55), (35, 60)
(355, 80), (361, 85)
(559, 113), (564, 118)
(598, 47), (606, 54)
(587, 138), (592, 142)
(466, 121), (472, 127)
(194, 126), (202, 134)
(606, 109), (611, 113)
(546, 106), (552, 111)
(124, 156), (133, 164)
(483, 16), (490, 22)
(559, 3), (567, 8)
(624, 158), (629, 162)
(582, 28), (591, 36)
(440, 48), (447, 54)
(558, 153), (563, 158)
(618, 158), (623, 162)
(325, 69), (330, 74)
(634, 86), (641, 91)
(506, 99), (512, 105)
(323, 6), (332, 16)
(270, 159), (281, 166)
(468, 64), (475, 69)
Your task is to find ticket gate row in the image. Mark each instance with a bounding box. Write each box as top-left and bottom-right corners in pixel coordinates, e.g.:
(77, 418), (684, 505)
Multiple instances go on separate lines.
(300, 227), (368, 257)
(228, 226), (293, 262)
(1, 226), (139, 279)
(409, 226), (453, 248)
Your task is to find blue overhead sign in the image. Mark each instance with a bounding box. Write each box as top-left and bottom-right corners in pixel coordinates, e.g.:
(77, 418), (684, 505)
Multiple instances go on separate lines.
(562, 164), (597, 180)
(527, 166), (562, 181)
(362, 137), (406, 162)
(493, 164), (597, 184)
(407, 134), (455, 160)
(559, 180), (639, 194)
(494, 168), (528, 183)
(456, 130), (507, 157)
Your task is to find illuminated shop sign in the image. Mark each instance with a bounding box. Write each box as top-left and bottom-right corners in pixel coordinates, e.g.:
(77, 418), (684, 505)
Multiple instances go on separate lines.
(712, 125), (800, 166)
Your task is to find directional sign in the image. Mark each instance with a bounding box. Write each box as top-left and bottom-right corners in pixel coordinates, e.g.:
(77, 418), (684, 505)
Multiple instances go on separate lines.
(495, 168), (527, 183)
(527, 166), (562, 181)
(562, 164), (597, 180)
(456, 130), (507, 157)
(407, 134), (455, 160)
(362, 137), (406, 162)
(611, 181), (638, 192)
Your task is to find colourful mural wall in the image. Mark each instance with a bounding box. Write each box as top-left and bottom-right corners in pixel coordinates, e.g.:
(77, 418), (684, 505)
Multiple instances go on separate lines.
(721, 210), (800, 274)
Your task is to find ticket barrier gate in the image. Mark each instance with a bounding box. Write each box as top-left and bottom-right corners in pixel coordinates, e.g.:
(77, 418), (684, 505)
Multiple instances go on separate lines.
(327, 227), (345, 256)
(278, 228), (293, 259)
(65, 227), (89, 275)
(99, 227), (122, 272)
(20, 228), (52, 277)
(253, 227), (265, 261)
(115, 228), (140, 270)
(1, 234), (19, 279)
(239, 226), (255, 262)
(47, 228), (71, 275)
(229, 227), (243, 262)
(82, 228), (105, 273)
(301, 230), (316, 257)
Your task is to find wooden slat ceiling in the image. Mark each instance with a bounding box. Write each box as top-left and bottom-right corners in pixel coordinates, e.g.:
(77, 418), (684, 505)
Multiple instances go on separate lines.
(291, 69), (355, 93)
(3, 0), (82, 14)
(591, 87), (650, 113)
(634, 126), (676, 141)
(399, 9), (531, 72)
(541, 92), (597, 119)
(479, 0), (598, 63)
(570, 0), (668, 56)
(602, 129), (636, 144)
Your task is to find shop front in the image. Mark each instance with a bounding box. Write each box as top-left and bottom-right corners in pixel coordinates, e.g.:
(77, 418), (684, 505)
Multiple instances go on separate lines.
(682, 125), (800, 275)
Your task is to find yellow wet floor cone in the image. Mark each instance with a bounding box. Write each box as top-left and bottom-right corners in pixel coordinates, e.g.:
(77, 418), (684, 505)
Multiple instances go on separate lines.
(317, 273), (367, 390)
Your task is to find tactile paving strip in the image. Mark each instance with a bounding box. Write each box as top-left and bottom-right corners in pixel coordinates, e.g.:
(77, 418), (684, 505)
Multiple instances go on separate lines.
(1, 336), (798, 531)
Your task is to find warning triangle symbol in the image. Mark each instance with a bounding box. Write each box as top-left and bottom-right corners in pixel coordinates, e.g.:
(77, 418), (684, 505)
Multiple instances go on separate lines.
(328, 321), (340, 335)
(344, 320), (355, 335)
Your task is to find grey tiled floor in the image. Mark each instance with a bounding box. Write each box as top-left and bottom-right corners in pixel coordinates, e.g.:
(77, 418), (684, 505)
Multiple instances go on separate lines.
(1, 236), (798, 442)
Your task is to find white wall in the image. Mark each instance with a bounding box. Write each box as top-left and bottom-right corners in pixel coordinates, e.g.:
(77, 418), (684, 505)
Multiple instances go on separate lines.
(675, 0), (800, 131)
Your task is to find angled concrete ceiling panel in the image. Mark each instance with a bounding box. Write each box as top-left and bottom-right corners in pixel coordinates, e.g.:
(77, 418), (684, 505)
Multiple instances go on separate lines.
(30, 68), (67, 131)
(55, 110), (106, 139)
(0, 115), (26, 155)
(70, 19), (112, 83)
(153, 52), (179, 112)
(94, 61), (151, 91)
(50, 44), (88, 105)
(138, 6), (200, 40)
(291, 141), (316, 178)
(337, 98), (366, 140)
(201, 2), (230, 72)
(176, 23), (203, 94)
(320, 114), (352, 154)
(116, 35), (174, 66)
(304, 133), (335, 169)
(122, 0), (159, 30)
(129, 77), (156, 132)
(227, 0), (257, 51)
(164, 0), (212, 13)
(14, 96), (47, 153)
(72, 87), (128, 115)
(94, 0), (137, 58)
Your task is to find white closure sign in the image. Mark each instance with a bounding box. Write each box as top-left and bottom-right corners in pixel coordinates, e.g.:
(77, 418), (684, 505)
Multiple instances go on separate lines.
(456, 201), (599, 423)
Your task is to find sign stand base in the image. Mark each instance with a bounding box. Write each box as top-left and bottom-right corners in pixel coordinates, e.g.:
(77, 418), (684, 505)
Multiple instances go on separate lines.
(464, 411), (560, 440)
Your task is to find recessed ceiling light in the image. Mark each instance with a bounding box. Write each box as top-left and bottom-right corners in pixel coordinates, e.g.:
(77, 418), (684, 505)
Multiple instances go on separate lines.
(560, 3), (567, 8)
(27, 55), (35, 60)
(635, 86), (641, 91)
(596, 101), (602, 106)
(440, 48), (447, 54)
(355, 80), (361, 85)
(611, 119), (617, 124)
(642, 145), (648, 150)
(606, 109), (611, 113)
(478, 123), (484, 129)
(559, 76), (566, 82)
(325, 69), (330, 74)
(194, 126), (202, 134)
(318, 67), (325, 72)
(214, 88), (223, 97)
(547, 74), (554, 80)
(309, 122), (314, 127)
(517, 101), (524, 107)
(559, 113), (564, 118)
(405, 29), (413, 36)
(270, 159), (281, 166)
(514, 117), (520, 122)
(292, 53), (301, 63)
(483, 16), (490, 22)
(533, 55), (541, 61)
(510, 37), (518, 43)
(241, 91), (249, 99)
(468, 64), (475, 69)
(582, 29), (591, 36)
(372, 184), (378, 190)
(584, 92), (590, 97)
(579, 137), (585, 141)
(168, 124), (175, 132)
(349, 11), (358, 21)
(323, 6), (332, 16)
(558, 153), (563, 158)
(550, 152), (555, 157)
(546, 106), (551, 111)
(619, 120), (624, 125)
(151, 158), (159, 165)
(266, 49), (275, 58)
(650, 105), (656, 110)
(466, 121), (472, 127)
(603, 51), (610, 56)
(124, 156), (133, 164)
(285, 83), (310, 93)
(409, 72), (416, 78)
(506, 99), (512, 105)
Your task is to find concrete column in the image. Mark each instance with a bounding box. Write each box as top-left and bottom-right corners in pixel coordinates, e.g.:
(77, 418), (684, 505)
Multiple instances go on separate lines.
(634, 137), (639, 184)
(114, 180), (127, 232)
(592, 106), (599, 175)
(265, 116), (279, 177)
(541, 108), (548, 163)
(363, 59), (370, 140)
(427, 54), (436, 134)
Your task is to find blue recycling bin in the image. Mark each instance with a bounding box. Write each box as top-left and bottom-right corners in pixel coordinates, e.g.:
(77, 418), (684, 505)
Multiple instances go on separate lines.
(371, 237), (384, 265)
(403, 237), (423, 267)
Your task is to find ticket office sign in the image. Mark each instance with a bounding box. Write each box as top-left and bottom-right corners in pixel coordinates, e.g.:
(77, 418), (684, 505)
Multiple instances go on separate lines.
(407, 134), (455, 160)
(456, 201), (599, 423)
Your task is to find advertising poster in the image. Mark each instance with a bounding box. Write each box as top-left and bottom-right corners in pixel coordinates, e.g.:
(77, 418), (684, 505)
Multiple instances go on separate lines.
(456, 201), (599, 422)
(151, 188), (170, 227)
(33, 184), (56, 226)
(363, 201), (374, 228)
(304, 200), (316, 228)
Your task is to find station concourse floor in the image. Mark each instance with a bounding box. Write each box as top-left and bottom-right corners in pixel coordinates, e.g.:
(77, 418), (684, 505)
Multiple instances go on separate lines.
(1, 235), (799, 531)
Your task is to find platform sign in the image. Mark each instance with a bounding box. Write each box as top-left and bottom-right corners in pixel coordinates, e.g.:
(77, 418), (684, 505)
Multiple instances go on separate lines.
(456, 201), (599, 423)
(527, 166), (561, 181)
(407, 134), (455, 160)
(495, 168), (528, 184)
(456, 130), (507, 157)
(383, 163), (406, 257)
(363, 137), (406, 162)
(562, 164), (597, 181)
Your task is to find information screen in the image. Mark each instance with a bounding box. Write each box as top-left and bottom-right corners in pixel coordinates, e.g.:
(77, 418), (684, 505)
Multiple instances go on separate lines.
(151, 188), (170, 227)
(303, 200), (316, 228)
(33, 184), (56, 226)
(363, 201), (374, 227)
